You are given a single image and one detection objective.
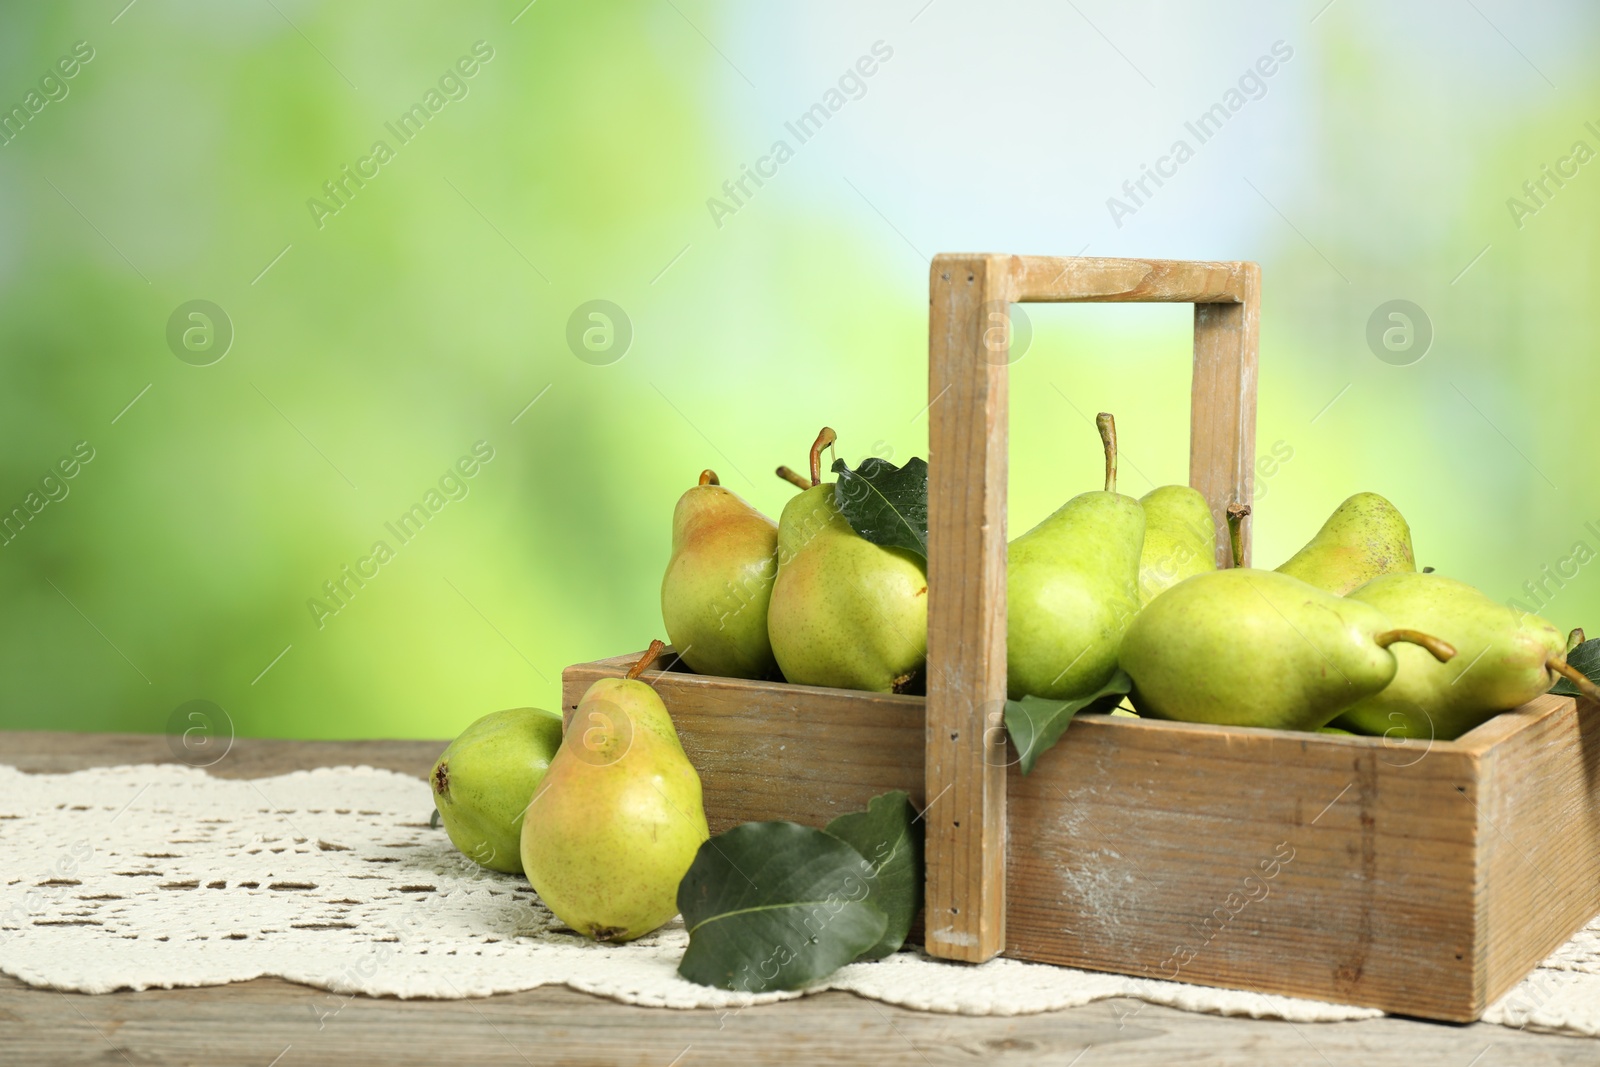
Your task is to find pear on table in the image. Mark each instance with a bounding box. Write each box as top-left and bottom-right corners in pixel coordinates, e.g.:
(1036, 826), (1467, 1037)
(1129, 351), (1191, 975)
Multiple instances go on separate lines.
(1137, 484), (1216, 606)
(430, 707), (563, 874)
(1275, 492), (1416, 594)
(521, 641), (708, 942)
(766, 428), (928, 693)
(1007, 413), (1145, 701)
(661, 469), (780, 680)
(1334, 572), (1600, 739)
(1119, 504), (1458, 731)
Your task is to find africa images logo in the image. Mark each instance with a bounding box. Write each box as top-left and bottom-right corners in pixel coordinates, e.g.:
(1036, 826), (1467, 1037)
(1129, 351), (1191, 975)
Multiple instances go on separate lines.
(1105, 40), (1294, 228)
(1505, 119), (1599, 230)
(705, 41), (894, 229)
(305, 441), (495, 629)
(0, 40), (95, 147)
(305, 41), (495, 230)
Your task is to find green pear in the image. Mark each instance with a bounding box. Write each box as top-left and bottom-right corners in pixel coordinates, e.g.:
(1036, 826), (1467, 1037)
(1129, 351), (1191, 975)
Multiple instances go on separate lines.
(521, 642), (708, 941)
(1275, 492), (1416, 594)
(767, 429), (927, 692)
(1119, 568), (1456, 731)
(1332, 573), (1568, 740)
(661, 469), (780, 679)
(1137, 485), (1216, 606)
(1008, 414), (1145, 701)
(431, 707), (564, 874)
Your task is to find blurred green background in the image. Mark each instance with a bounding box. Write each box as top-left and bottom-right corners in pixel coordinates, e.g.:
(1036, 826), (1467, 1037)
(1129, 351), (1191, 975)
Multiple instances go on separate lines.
(1, 1), (1595, 740)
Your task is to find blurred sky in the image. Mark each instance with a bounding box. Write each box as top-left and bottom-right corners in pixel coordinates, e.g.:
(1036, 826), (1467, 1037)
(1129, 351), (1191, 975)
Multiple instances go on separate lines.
(0, 0), (1596, 740)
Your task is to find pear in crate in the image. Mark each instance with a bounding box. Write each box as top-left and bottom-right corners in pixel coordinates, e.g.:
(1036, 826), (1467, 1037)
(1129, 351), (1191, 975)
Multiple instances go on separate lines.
(767, 429), (927, 692)
(1333, 572), (1597, 740)
(431, 708), (563, 874)
(1136, 484), (1216, 606)
(661, 469), (780, 679)
(521, 642), (708, 941)
(1008, 414), (1145, 700)
(1121, 509), (1456, 731)
(1275, 492), (1416, 595)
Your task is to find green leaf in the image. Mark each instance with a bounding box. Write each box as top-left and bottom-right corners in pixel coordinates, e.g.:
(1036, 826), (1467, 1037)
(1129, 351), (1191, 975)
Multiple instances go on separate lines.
(823, 791), (922, 960)
(1551, 638), (1600, 696)
(676, 821), (888, 992)
(831, 456), (928, 558)
(1004, 670), (1135, 775)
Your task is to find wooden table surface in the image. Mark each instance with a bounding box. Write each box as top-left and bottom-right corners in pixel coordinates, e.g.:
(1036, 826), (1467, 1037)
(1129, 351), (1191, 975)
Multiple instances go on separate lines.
(1, 730), (1594, 1067)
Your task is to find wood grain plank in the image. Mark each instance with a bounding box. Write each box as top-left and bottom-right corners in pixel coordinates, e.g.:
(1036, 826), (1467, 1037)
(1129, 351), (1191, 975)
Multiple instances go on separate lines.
(0, 730), (443, 779)
(924, 253), (1013, 963)
(8, 973), (1598, 1067)
(1008, 256), (1252, 304)
(1477, 694), (1600, 1012)
(1189, 262), (1259, 567)
(1004, 714), (1483, 1019)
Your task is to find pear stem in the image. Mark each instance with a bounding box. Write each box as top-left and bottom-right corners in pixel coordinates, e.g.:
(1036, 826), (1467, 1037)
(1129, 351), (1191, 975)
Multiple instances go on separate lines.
(1549, 655), (1600, 704)
(627, 639), (667, 680)
(809, 427), (837, 487)
(698, 470), (719, 486)
(1568, 628), (1587, 654)
(1095, 413), (1117, 494)
(775, 465), (811, 490)
(1226, 503), (1250, 570)
(1374, 629), (1457, 663)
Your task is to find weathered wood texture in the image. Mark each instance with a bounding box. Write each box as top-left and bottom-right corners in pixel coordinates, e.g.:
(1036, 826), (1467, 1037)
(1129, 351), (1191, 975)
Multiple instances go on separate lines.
(1189, 264), (1260, 567)
(11, 973), (1600, 1067)
(562, 654), (924, 834)
(924, 255), (1260, 965)
(1007, 255), (1253, 304)
(1007, 712), (1481, 1019)
(0, 730), (442, 779)
(1471, 694), (1600, 1011)
(925, 255), (1013, 963)
(4, 732), (1597, 1063)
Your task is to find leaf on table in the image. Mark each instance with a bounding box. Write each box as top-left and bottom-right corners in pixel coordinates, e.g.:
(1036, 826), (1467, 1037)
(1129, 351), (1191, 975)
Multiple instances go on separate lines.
(823, 791), (922, 960)
(1005, 670), (1135, 776)
(831, 456), (928, 558)
(1551, 638), (1600, 696)
(676, 821), (888, 993)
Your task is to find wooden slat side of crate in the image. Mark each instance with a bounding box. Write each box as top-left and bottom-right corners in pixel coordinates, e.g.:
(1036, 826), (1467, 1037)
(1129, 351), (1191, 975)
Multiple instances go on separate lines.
(1465, 693), (1600, 1012)
(1004, 713), (1482, 1020)
(560, 655), (923, 834)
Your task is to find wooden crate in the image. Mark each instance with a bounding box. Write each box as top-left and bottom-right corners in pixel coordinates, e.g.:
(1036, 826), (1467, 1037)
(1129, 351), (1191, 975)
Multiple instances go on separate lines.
(563, 255), (1600, 1022)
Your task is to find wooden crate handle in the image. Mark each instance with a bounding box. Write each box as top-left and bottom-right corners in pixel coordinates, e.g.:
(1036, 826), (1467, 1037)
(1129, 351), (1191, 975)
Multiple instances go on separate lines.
(924, 254), (1260, 963)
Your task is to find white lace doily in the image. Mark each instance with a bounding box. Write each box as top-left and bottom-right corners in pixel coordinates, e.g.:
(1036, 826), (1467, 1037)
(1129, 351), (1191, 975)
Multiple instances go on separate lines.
(2, 763), (1596, 1036)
